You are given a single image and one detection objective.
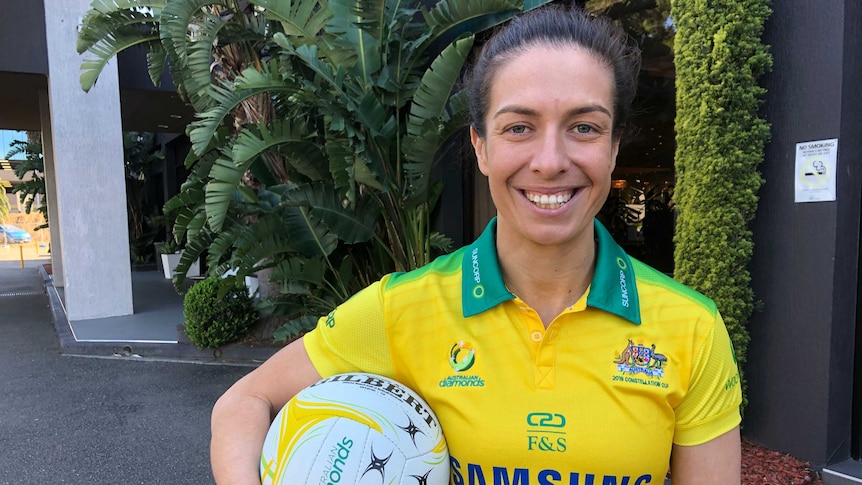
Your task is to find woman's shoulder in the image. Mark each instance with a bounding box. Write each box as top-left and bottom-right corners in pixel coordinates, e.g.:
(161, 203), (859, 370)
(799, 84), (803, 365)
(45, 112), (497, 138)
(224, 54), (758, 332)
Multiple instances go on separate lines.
(629, 257), (718, 317)
(384, 246), (470, 290)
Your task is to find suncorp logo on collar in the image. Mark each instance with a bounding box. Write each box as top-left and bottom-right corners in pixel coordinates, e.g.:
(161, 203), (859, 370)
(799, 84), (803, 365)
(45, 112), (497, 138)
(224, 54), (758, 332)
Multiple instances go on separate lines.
(617, 257), (629, 308)
(471, 247), (484, 298)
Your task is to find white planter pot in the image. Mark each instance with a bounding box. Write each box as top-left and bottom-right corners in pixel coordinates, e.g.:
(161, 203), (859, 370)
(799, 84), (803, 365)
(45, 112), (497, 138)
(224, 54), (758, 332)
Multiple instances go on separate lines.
(160, 252), (201, 279)
(244, 276), (260, 298)
(220, 268), (260, 298)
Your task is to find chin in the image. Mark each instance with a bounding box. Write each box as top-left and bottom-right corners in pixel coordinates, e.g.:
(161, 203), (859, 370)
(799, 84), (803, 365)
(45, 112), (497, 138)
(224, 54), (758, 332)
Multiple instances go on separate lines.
(522, 221), (592, 248)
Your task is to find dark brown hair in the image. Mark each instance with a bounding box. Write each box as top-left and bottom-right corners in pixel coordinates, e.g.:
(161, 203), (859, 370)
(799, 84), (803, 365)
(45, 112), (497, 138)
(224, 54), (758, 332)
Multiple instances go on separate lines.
(466, 4), (641, 140)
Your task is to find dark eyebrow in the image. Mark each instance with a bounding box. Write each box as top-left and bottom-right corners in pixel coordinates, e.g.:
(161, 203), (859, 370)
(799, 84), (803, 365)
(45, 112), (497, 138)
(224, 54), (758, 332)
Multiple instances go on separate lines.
(492, 104), (612, 120)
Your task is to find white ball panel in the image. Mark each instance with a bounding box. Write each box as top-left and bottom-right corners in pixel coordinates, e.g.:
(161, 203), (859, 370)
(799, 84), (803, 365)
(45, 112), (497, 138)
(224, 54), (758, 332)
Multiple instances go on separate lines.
(261, 373), (449, 485)
(261, 405), (327, 484)
(354, 428), (406, 485)
(403, 452), (451, 485)
(305, 417), (372, 484)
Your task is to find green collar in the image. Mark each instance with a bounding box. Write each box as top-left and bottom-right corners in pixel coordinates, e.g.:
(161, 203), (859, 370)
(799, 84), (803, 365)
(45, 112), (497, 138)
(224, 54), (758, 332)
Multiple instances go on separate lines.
(461, 218), (641, 324)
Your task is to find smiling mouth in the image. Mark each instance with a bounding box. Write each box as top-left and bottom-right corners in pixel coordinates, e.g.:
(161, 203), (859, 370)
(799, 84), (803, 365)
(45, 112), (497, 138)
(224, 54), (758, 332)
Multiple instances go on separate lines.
(524, 190), (576, 210)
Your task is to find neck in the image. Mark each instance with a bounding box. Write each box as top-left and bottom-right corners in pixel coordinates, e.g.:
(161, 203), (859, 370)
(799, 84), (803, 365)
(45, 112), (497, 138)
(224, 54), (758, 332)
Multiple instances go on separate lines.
(496, 224), (596, 327)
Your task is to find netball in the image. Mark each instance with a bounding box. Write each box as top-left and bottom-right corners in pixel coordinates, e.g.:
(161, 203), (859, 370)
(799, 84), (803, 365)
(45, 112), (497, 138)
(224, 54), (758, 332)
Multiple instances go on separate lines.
(260, 373), (449, 484)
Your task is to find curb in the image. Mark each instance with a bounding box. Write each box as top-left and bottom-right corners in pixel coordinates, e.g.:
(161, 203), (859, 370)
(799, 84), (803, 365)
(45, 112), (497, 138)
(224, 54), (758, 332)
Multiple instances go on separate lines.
(38, 265), (281, 366)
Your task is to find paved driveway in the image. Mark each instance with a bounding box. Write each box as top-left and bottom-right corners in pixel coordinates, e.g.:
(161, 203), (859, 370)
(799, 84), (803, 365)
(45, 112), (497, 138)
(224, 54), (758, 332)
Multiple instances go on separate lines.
(0, 267), (251, 484)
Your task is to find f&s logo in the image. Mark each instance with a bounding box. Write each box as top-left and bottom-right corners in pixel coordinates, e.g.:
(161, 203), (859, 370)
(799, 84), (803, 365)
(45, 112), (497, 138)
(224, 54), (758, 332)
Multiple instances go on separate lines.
(527, 412), (565, 428)
(526, 412), (567, 453)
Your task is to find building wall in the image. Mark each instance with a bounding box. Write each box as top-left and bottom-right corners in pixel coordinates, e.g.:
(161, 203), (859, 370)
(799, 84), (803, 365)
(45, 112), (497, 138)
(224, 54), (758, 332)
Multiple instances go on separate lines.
(0, 0), (48, 131)
(0, 0), (47, 75)
(746, 0), (862, 466)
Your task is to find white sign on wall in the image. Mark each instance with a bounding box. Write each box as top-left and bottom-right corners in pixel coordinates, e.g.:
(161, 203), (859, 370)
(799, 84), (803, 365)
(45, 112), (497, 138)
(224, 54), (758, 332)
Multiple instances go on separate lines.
(795, 138), (838, 203)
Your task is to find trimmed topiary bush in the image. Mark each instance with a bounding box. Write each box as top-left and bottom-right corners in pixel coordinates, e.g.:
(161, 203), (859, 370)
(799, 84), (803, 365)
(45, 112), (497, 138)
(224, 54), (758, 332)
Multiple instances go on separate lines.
(183, 276), (257, 349)
(671, 0), (772, 413)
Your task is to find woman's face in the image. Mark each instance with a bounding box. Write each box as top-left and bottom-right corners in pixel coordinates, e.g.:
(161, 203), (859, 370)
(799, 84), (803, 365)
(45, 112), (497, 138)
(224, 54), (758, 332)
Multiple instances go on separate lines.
(471, 43), (619, 249)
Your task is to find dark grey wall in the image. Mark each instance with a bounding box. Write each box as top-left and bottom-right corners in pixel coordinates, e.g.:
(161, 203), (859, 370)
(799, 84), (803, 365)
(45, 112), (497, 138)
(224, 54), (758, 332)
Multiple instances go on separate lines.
(0, 2), (192, 132)
(836, 0), (862, 462)
(747, 0), (861, 467)
(0, 0), (48, 75)
(0, 0), (48, 130)
(118, 48), (178, 92)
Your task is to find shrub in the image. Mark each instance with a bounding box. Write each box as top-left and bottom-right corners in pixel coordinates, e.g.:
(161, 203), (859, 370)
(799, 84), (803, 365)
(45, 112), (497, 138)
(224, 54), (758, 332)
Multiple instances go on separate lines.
(671, 0), (772, 413)
(183, 276), (257, 349)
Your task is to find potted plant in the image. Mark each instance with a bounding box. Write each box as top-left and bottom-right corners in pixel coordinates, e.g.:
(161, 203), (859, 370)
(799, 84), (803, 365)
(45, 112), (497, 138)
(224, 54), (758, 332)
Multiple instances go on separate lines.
(159, 239), (201, 279)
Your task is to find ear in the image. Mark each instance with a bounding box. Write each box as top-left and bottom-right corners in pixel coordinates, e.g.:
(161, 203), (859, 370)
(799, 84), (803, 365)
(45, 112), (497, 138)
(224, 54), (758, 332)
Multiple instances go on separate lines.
(470, 126), (489, 176)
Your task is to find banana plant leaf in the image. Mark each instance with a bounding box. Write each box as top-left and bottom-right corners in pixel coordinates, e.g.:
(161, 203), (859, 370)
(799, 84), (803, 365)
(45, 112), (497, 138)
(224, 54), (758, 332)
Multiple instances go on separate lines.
(188, 61), (298, 155)
(402, 33), (474, 204)
(284, 181), (380, 244)
(250, 0), (329, 42)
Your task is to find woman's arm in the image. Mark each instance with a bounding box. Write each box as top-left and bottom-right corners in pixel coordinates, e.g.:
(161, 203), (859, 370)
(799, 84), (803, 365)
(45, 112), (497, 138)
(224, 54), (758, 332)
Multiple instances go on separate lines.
(670, 426), (741, 485)
(210, 337), (322, 484)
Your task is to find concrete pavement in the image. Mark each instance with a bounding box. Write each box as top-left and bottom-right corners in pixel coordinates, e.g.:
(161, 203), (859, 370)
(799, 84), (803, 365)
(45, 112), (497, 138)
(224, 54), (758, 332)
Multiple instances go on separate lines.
(0, 243), (281, 364)
(0, 265), (252, 484)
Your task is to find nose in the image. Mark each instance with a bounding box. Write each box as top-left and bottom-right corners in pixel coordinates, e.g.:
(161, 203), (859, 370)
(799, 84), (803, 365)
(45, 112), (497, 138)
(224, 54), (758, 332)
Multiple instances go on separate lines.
(530, 130), (569, 176)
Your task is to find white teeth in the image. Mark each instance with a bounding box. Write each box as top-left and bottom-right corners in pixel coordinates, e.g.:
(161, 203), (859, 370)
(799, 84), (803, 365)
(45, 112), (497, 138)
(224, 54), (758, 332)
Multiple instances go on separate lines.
(525, 191), (573, 209)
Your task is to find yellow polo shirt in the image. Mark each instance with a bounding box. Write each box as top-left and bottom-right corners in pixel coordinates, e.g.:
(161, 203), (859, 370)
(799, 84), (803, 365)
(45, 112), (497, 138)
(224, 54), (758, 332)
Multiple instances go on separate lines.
(304, 218), (741, 484)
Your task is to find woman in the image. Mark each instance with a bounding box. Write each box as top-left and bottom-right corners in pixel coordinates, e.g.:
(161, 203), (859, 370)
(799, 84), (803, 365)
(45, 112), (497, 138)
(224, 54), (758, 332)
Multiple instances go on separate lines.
(211, 5), (742, 484)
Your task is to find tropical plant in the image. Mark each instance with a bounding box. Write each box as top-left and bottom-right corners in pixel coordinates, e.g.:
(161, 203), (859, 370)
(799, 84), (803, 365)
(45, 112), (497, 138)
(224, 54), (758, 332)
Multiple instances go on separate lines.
(124, 131), (165, 264)
(587, 0), (674, 50)
(671, 0), (772, 412)
(78, 0), (552, 339)
(6, 133), (47, 230)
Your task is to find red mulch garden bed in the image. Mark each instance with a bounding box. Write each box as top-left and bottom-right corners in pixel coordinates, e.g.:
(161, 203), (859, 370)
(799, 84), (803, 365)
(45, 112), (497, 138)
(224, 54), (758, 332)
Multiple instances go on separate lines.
(742, 437), (822, 484)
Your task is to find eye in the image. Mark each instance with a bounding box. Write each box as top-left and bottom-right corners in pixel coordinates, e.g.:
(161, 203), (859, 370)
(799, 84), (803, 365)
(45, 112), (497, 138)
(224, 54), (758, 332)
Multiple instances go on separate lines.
(507, 124), (530, 135)
(574, 124), (594, 134)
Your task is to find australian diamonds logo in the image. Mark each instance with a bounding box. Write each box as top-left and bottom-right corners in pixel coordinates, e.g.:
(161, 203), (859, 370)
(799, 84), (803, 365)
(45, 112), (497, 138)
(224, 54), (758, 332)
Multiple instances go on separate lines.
(439, 341), (485, 388)
(448, 341), (475, 372)
(614, 339), (667, 379)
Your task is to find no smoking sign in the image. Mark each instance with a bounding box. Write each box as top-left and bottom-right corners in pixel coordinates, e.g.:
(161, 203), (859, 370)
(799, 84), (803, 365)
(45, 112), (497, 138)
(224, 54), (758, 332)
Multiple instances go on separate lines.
(795, 138), (837, 203)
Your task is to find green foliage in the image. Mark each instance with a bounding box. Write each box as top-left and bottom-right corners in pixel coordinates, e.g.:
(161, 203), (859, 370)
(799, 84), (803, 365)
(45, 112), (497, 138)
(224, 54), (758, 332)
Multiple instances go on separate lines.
(6, 135), (48, 230)
(124, 132), (165, 264)
(183, 276), (258, 348)
(587, 0), (674, 54)
(671, 0), (772, 413)
(78, 0), (552, 341)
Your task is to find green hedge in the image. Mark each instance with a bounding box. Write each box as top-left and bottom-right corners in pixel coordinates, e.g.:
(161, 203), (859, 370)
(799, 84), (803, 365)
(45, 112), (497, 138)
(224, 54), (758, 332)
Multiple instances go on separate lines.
(671, 0), (772, 413)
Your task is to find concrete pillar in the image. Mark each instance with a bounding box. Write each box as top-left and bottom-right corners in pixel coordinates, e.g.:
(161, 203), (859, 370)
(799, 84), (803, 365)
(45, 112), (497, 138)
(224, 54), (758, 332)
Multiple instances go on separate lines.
(38, 90), (64, 287)
(43, 0), (133, 320)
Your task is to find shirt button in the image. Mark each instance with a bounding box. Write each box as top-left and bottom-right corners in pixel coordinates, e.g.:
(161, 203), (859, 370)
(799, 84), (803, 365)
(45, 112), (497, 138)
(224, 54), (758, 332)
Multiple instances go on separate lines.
(531, 331), (543, 342)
